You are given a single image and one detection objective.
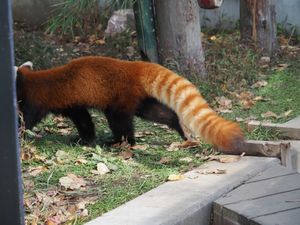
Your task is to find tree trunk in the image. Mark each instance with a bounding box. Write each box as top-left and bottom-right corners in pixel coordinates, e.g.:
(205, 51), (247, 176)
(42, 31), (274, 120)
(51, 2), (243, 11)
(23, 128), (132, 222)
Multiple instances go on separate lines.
(154, 0), (206, 79)
(240, 0), (277, 57)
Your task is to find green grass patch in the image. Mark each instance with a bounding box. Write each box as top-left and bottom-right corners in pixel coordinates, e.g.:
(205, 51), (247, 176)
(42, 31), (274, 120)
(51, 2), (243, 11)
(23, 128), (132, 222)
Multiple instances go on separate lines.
(16, 28), (300, 224)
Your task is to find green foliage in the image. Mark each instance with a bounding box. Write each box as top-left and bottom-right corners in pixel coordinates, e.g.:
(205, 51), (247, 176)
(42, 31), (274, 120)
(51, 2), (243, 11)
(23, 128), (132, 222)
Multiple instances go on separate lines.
(46, 0), (100, 37)
(46, 0), (135, 38)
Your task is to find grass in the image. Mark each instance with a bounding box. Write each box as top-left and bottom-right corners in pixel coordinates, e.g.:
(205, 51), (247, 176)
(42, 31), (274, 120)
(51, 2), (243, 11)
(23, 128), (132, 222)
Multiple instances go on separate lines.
(46, 0), (100, 38)
(22, 115), (206, 224)
(15, 27), (300, 224)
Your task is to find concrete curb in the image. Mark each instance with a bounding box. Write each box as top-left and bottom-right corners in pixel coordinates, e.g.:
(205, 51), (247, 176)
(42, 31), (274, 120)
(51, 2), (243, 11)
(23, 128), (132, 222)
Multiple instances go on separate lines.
(86, 157), (279, 225)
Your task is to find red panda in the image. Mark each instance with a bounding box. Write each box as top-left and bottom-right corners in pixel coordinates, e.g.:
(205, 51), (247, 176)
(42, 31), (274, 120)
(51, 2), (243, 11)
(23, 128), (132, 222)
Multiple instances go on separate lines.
(16, 56), (244, 154)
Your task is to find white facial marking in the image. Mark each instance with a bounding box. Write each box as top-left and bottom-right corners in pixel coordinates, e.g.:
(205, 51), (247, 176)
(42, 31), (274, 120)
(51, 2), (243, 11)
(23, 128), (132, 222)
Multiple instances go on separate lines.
(20, 61), (33, 69)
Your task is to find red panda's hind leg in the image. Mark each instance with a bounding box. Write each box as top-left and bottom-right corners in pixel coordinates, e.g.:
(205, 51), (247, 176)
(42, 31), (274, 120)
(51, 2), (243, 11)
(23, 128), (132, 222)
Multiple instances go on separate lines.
(104, 107), (135, 145)
(61, 107), (95, 145)
(136, 98), (187, 140)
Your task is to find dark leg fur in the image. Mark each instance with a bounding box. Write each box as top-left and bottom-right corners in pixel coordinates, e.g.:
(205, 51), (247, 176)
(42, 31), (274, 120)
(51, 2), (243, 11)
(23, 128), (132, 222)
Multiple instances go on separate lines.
(61, 107), (95, 144)
(104, 107), (135, 145)
(136, 98), (187, 140)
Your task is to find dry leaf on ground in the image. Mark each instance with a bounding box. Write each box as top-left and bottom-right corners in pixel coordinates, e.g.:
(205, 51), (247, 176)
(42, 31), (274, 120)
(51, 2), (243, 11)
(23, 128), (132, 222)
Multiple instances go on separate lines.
(27, 166), (48, 176)
(240, 99), (255, 109)
(91, 162), (110, 175)
(273, 63), (289, 71)
(167, 140), (199, 151)
(179, 157), (193, 163)
(261, 111), (280, 119)
(251, 80), (268, 88)
(135, 131), (154, 138)
(282, 110), (293, 117)
(196, 168), (226, 175)
(59, 174), (86, 190)
(215, 96), (233, 113)
(209, 153), (245, 163)
(159, 157), (171, 164)
(131, 144), (148, 151)
(55, 150), (72, 164)
(168, 174), (185, 181)
(119, 150), (133, 160)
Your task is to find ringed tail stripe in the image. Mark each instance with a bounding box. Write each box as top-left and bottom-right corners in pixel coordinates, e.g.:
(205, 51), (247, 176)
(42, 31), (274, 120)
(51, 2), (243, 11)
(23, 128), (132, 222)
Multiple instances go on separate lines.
(141, 63), (244, 151)
(164, 76), (182, 104)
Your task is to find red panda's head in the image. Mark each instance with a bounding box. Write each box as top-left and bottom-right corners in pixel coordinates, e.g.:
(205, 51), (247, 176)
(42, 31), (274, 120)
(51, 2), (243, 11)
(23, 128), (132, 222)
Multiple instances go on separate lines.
(16, 62), (47, 130)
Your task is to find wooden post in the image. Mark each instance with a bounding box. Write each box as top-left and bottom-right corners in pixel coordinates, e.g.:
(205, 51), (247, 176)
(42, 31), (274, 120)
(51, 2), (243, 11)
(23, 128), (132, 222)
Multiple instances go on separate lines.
(133, 0), (159, 63)
(154, 0), (206, 79)
(240, 0), (277, 57)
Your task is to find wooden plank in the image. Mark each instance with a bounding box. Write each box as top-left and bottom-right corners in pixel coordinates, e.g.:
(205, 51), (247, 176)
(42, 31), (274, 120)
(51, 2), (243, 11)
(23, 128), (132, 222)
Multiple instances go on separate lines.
(240, 140), (290, 157)
(216, 173), (300, 205)
(246, 164), (297, 183)
(253, 207), (300, 225)
(223, 189), (300, 219)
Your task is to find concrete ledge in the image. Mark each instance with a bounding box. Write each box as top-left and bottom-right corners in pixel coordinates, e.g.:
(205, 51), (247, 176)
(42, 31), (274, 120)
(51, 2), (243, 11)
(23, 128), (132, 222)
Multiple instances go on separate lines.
(86, 157), (279, 225)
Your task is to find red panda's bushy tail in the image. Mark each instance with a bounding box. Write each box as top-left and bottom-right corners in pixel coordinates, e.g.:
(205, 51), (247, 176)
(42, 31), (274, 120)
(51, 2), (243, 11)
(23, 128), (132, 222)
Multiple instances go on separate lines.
(140, 64), (244, 153)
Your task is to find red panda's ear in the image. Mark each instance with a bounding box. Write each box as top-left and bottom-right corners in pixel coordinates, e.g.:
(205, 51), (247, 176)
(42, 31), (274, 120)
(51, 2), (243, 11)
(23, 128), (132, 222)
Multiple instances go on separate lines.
(20, 61), (33, 70)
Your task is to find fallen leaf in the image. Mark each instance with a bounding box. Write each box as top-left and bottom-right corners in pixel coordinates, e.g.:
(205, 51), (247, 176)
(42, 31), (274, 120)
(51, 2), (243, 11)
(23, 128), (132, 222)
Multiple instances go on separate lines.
(215, 96), (232, 111)
(58, 127), (72, 136)
(235, 117), (244, 122)
(209, 154), (244, 163)
(235, 91), (254, 100)
(159, 157), (171, 164)
(91, 162), (110, 175)
(196, 168), (226, 175)
(167, 174), (185, 181)
(135, 131), (154, 137)
(259, 56), (271, 64)
(219, 154), (244, 163)
(59, 174), (86, 190)
(95, 39), (106, 45)
(251, 80), (268, 88)
(56, 122), (69, 128)
(253, 96), (264, 101)
(75, 158), (88, 165)
(167, 140), (199, 151)
(282, 110), (293, 117)
(80, 208), (89, 217)
(55, 150), (72, 164)
(131, 144), (148, 151)
(111, 140), (131, 149)
(261, 111), (280, 119)
(273, 63), (289, 71)
(241, 99), (255, 109)
(27, 166), (48, 176)
(210, 35), (217, 41)
(179, 157), (193, 163)
(119, 150), (133, 160)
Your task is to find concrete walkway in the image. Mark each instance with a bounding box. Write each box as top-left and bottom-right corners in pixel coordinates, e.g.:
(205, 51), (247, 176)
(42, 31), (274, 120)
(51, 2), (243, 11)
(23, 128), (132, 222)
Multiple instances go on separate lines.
(86, 157), (279, 225)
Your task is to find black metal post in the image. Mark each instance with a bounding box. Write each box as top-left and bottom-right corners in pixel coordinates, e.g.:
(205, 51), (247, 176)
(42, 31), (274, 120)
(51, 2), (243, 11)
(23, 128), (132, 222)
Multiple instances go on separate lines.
(0, 0), (25, 225)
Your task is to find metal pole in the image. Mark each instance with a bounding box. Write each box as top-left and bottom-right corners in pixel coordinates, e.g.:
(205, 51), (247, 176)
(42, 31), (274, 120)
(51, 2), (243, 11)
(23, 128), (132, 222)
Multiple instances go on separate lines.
(0, 0), (25, 224)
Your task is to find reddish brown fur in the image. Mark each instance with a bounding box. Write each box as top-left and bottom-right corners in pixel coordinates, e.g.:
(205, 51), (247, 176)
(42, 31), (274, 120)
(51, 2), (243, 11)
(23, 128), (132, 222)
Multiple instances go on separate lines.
(17, 56), (244, 153)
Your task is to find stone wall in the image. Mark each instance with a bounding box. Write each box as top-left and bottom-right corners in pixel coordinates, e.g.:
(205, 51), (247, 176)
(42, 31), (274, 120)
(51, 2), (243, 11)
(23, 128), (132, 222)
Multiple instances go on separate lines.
(12, 0), (62, 27)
